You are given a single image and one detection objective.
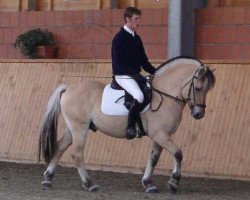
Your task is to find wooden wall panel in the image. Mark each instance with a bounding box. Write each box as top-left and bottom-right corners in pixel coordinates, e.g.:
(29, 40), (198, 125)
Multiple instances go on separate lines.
(0, 0), (167, 11)
(135, 0), (168, 9)
(53, 0), (101, 11)
(0, 60), (249, 180)
(208, 0), (250, 6)
(207, 0), (220, 6)
(118, 0), (168, 9)
(221, 0), (250, 6)
(20, 0), (28, 11)
(0, 0), (20, 11)
(101, 0), (112, 9)
(36, 0), (52, 11)
(118, 0), (135, 8)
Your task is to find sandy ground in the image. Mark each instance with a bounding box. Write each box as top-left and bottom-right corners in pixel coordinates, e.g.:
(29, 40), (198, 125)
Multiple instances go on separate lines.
(0, 161), (249, 200)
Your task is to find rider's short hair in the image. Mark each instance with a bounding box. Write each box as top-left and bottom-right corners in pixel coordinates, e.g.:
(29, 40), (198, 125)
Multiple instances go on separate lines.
(123, 7), (141, 21)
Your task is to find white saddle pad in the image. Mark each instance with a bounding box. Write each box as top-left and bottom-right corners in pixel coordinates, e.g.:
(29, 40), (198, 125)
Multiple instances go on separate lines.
(101, 84), (150, 116)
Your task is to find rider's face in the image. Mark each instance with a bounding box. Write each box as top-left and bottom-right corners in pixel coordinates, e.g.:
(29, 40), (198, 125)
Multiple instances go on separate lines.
(125, 14), (141, 31)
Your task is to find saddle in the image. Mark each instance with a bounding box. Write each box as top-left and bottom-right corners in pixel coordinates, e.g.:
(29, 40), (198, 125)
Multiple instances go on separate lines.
(111, 74), (152, 111)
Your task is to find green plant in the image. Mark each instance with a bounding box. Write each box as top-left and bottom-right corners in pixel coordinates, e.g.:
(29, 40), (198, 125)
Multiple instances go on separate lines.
(14, 28), (54, 58)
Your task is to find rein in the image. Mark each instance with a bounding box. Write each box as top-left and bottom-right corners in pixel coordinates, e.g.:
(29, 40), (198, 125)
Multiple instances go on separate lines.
(150, 87), (186, 112)
(148, 68), (206, 112)
(148, 75), (187, 112)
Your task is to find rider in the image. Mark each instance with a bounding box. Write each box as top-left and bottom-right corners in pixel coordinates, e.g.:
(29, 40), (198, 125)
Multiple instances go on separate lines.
(111, 7), (156, 140)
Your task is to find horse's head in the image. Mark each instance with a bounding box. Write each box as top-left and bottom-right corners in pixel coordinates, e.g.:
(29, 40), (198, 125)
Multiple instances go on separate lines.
(153, 57), (215, 119)
(182, 66), (216, 119)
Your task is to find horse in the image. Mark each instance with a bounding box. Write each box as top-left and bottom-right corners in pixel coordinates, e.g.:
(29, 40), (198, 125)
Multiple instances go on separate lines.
(38, 56), (215, 193)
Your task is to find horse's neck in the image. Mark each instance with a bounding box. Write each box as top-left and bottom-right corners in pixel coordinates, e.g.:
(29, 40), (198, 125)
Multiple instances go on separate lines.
(154, 65), (195, 95)
(147, 61), (199, 124)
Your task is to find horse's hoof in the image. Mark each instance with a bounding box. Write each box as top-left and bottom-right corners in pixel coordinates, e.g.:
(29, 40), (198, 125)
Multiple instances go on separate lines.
(169, 181), (178, 194)
(142, 178), (153, 189)
(88, 184), (99, 192)
(41, 180), (52, 190)
(146, 186), (158, 193)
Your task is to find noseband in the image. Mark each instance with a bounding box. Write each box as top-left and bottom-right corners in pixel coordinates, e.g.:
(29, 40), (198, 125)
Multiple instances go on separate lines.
(149, 67), (207, 112)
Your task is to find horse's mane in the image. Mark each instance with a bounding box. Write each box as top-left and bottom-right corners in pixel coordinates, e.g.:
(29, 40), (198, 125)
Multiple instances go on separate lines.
(155, 56), (216, 90)
(156, 56), (203, 72)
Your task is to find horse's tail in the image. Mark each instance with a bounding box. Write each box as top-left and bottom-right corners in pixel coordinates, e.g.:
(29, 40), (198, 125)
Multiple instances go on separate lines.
(38, 84), (68, 164)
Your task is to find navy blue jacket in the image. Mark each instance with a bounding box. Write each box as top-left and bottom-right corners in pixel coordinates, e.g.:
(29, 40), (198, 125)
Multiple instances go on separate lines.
(112, 27), (156, 76)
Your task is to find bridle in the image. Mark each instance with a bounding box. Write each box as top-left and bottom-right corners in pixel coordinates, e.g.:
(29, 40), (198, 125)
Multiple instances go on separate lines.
(148, 67), (207, 112)
(185, 68), (207, 110)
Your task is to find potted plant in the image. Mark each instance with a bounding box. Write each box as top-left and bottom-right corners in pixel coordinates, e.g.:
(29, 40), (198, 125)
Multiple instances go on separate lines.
(14, 28), (56, 59)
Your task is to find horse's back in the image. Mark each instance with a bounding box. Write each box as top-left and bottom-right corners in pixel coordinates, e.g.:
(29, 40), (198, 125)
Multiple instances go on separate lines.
(60, 80), (105, 121)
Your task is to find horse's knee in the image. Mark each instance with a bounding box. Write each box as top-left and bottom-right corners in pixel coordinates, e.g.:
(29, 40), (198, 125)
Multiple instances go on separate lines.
(71, 153), (83, 165)
(174, 150), (183, 162)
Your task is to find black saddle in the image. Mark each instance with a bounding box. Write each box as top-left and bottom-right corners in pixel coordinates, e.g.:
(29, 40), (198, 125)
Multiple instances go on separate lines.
(111, 74), (152, 111)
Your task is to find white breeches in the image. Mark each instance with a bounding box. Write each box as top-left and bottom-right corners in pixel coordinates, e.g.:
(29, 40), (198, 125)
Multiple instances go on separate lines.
(115, 75), (144, 103)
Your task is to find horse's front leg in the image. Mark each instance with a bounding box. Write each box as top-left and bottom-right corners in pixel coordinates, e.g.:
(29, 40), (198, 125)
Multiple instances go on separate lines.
(142, 141), (163, 193)
(153, 130), (183, 194)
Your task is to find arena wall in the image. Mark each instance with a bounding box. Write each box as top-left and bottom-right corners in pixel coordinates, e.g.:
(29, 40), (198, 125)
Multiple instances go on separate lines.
(0, 59), (249, 180)
(0, 8), (167, 59)
(2, 7), (250, 60)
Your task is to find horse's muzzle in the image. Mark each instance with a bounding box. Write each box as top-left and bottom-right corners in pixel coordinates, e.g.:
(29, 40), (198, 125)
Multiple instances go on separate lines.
(191, 105), (205, 119)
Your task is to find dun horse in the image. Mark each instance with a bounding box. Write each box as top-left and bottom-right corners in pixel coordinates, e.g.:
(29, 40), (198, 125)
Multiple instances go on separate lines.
(39, 57), (215, 193)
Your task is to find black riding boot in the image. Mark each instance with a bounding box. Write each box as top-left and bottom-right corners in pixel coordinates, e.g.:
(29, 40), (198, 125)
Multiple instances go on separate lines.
(126, 99), (140, 140)
(136, 113), (147, 137)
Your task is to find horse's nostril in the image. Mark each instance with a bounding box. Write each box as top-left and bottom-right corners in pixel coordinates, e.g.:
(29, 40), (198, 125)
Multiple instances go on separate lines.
(191, 106), (205, 120)
(194, 112), (204, 119)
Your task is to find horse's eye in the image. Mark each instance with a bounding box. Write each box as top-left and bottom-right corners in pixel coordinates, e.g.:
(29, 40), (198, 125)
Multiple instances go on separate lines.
(195, 86), (202, 91)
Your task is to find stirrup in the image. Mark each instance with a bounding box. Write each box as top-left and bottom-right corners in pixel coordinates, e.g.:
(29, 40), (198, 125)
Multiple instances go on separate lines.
(126, 127), (137, 140)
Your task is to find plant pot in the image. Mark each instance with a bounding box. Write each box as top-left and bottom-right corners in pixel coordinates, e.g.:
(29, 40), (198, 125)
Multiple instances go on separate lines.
(36, 46), (56, 59)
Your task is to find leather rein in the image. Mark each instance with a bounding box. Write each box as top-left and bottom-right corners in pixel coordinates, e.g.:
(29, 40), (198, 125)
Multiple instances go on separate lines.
(148, 68), (207, 112)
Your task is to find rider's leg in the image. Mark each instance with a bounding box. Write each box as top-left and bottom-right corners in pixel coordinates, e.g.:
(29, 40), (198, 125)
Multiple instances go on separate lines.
(115, 75), (144, 139)
(136, 110), (147, 137)
(126, 99), (140, 139)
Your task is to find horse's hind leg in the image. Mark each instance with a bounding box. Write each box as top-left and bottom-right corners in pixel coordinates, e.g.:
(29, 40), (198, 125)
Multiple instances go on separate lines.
(153, 131), (183, 194)
(42, 128), (72, 189)
(142, 141), (163, 193)
(70, 123), (98, 192)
